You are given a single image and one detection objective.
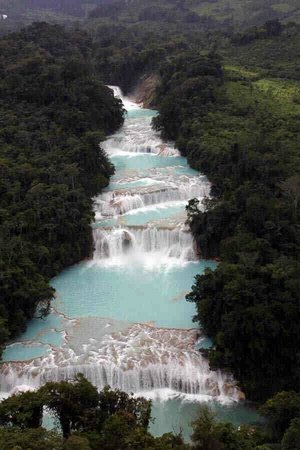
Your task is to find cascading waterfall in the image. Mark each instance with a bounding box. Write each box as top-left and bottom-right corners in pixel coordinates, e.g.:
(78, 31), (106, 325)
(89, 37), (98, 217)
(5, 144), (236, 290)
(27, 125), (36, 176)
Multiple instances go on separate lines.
(103, 86), (179, 157)
(94, 181), (210, 216)
(0, 86), (242, 410)
(93, 227), (197, 261)
(0, 323), (240, 401)
(104, 135), (178, 156)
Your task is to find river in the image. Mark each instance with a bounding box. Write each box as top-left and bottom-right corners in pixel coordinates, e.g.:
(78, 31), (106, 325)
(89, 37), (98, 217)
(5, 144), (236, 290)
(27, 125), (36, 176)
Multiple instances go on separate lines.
(0, 87), (260, 439)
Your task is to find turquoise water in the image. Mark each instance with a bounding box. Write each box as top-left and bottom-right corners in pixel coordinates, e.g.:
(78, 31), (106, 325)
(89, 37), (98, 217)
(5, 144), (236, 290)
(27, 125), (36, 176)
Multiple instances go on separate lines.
(107, 178), (165, 190)
(121, 208), (183, 226)
(196, 337), (214, 350)
(1, 313), (65, 360)
(51, 260), (215, 329)
(2, 313), (65, 362)
(93, 218), (118, 228)
(14, 314), (64, 342)
(94, 202), (186, 227)
(110, 165), (200, 183)
(151, 399), (261, 441)
(120, 202), (186, 226)
(127, 109), (157, 119)
(1, 90), (261, 438)
(2, 343), (51, 362)
(111, 154), (188, 171)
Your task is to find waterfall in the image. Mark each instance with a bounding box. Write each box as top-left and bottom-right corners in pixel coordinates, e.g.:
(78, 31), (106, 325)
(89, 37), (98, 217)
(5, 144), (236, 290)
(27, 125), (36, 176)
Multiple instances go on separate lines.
(103, 136), (179, 156)
(93, 227), (197, 261)
(108, 85), (144, 113)
(1, 361), (238, 400)
(0, 324), (240, 402)
(94, 182), (210, 217)
(95, 193), (145, 216)
(103, 87), (180, 157)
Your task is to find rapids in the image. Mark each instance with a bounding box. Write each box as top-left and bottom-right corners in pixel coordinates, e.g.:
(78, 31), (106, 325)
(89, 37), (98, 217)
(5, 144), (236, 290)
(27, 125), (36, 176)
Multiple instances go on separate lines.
(0, 87), (260, 438)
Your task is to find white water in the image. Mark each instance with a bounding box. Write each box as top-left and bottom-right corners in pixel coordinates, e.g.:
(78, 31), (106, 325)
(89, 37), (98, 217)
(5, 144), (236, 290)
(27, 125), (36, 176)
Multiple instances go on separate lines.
(0, 88), (243, 430)
(103, 87), (179, 157)
(94, 181), (209, 216)
(93, 227), (197, 262)
(1, 323), (237, 401)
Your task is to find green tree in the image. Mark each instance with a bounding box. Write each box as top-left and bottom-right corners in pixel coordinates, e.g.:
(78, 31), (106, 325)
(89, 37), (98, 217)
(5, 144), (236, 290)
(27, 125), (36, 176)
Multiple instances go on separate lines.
(0, 391), (43, 429)
(39, 374), (99, 438)
(190, 405), (255, 450)
(0, 427), (63, 450)
(260, 391), (300, 439)
(281, 418), (300, 450)
(98, 386), (151, 429)
(64, 434), (92, 450)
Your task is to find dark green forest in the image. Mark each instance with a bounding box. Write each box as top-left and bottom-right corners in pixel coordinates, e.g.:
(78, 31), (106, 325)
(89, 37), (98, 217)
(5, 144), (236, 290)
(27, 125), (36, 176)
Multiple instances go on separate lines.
(0, 0), (300, 448)
(0, 22), (123, 350)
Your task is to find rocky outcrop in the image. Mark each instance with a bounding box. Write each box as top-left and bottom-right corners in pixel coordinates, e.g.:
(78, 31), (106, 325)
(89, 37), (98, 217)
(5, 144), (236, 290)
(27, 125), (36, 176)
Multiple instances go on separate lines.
(132, 73), (161, 108)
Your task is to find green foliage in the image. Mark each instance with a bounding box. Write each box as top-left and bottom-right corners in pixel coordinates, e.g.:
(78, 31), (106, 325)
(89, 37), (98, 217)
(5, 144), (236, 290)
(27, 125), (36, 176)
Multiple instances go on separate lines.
(64, 434), (92, 450)
(187, 257), (300, 397)
(260, 391), (300, 439)
(0, 427), (63, 450)
(0, 8), (299, 449)
(153, 51), (223, 142)
(191, 405), (222, 449)
(190, 0), (300, 28)
(42, 376), (150, 439)
(2, 379), (296, 449)
(281, 418), (300, 450)
(0, 378), (189, 449)
(231, 19), (283, 45)
(191, 404), (268, 450)
(0, 22), (123, 353)
(0, 391), (43, 429)
(224, 22), (300, 80)
(98, 385), (152, 430)
(39, 374), (100, 438)
(98, 412), (153, 450)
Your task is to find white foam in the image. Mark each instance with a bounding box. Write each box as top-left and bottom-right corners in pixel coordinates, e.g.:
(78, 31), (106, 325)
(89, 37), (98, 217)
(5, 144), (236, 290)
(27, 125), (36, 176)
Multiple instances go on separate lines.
(108, 86), (140, 111)
(94, 181), (209, 217)
(93, 226), (197, 263)
(0, 323), (240, 402)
